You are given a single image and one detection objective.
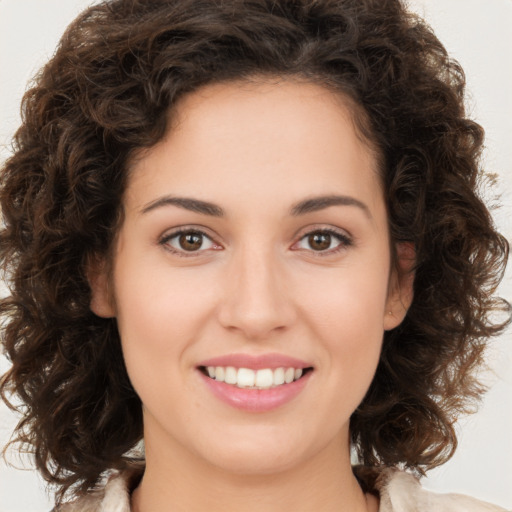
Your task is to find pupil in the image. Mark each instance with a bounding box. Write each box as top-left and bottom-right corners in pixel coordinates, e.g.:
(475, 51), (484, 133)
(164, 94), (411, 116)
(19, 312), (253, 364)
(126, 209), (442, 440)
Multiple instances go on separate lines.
(180, 233), (202, 251)
(309, 232), (331, 251)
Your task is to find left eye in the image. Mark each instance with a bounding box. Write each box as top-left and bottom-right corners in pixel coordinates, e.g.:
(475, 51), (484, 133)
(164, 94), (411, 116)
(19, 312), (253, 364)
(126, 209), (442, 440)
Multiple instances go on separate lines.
(295, 230), (350, 252)
(164, 231), (216, 253)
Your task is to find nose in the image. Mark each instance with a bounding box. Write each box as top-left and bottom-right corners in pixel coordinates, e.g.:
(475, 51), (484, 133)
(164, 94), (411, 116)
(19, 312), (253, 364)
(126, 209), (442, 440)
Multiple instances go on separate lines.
(217, 245), (296, 340)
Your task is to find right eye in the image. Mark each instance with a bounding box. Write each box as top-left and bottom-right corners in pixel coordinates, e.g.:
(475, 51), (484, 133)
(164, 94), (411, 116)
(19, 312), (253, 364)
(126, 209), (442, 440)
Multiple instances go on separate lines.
(160, 229), (221, 256)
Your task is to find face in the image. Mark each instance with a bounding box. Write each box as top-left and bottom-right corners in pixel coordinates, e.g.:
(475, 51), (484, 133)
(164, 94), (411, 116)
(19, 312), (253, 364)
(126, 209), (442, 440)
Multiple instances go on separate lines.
(91, 79), (412, 477)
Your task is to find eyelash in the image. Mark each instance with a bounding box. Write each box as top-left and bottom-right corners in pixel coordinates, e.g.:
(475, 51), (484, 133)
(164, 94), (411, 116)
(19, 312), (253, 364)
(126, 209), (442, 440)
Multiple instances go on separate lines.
(293, 228), (353, 256)
(159, 227), (353, 258)
(159, 228), (220, 257)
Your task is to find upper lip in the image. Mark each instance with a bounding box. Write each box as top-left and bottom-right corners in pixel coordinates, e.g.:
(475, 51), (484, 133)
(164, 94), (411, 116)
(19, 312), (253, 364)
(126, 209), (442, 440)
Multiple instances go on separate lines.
(197, 353), (312, 370)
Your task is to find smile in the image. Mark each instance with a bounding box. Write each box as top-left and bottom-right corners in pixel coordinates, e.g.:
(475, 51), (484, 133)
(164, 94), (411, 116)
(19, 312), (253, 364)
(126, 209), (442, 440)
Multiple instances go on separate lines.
(197, 354), (314, 412)
(201, 366), (309, 389)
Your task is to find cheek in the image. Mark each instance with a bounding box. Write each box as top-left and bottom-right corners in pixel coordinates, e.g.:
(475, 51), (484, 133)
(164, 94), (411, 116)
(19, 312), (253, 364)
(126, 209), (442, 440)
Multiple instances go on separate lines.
(111, 258), (213, 393)
(115, 248), (215, 333)
(299, 258), (389, 334)
(296, 258), (389, 384)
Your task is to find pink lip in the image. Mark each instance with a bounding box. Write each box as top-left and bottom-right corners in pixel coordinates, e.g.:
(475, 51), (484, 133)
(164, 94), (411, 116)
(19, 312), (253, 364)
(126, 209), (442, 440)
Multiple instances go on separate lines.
(197, 352), (312, 370)
(196, 353), (314, 413)
(199, 370), (312, 413)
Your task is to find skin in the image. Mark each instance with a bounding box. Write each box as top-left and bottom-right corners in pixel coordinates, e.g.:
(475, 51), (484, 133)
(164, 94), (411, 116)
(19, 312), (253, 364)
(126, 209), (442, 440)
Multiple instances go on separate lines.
(91, 79), (413, 512)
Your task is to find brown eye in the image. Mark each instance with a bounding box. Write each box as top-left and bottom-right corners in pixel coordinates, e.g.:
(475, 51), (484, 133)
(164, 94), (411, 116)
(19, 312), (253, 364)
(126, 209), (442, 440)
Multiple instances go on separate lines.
(294, 229), (352, 254)
(308, 232), (331, 251)
(179, 232), (203, 251)
(163, 230), (217, 254)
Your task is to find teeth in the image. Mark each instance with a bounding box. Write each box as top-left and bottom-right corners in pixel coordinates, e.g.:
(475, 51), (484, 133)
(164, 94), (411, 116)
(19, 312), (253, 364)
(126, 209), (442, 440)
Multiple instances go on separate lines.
(205, 366), (307, 389)
(215, 366), (225, 382)
(237, 368), (255, 387)
(225, 366), (237, 384)
(255, 368), (273, 388)
(273, 367), (285, 386)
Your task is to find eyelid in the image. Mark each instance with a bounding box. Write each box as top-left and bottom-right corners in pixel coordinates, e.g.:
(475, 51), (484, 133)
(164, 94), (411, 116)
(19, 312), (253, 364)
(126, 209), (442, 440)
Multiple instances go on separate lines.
(159, 226), (223, 256)
(291, 225), (353, 255)
(158, 224), (353, 258)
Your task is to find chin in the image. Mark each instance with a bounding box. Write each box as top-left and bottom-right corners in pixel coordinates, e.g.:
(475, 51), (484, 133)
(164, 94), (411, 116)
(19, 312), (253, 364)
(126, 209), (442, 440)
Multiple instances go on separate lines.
(195, 430), (312, 476)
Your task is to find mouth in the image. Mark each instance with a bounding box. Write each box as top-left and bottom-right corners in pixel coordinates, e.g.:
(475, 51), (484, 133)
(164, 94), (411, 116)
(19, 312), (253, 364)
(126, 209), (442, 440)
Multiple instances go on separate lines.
(198, 365), (314, 390)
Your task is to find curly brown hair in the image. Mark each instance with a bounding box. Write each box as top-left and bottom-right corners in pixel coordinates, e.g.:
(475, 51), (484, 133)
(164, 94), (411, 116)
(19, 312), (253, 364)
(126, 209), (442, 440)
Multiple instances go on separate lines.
(0, 0), (509, 502)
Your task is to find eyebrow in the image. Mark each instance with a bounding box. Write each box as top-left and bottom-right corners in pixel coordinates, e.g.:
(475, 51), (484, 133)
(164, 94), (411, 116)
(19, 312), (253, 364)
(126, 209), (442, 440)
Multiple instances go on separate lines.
(141, 196), (224, 216)
(140, 194), (371, 219)
(290, 195), (372, 218)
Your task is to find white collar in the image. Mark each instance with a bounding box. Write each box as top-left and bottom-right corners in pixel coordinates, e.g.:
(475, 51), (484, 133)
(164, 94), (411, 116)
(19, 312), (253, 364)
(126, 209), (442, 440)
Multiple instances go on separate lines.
(58, 465), (508, 512)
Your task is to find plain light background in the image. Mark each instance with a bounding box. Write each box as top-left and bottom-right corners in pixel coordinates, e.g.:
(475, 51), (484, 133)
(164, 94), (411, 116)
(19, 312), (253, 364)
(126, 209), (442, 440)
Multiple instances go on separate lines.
(0, 0), (511, 510)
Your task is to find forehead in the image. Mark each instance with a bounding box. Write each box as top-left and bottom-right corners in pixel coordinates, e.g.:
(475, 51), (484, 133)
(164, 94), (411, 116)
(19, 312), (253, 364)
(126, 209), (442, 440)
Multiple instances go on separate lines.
(172, 78), (379, 164)
(126, 79), (384, 219)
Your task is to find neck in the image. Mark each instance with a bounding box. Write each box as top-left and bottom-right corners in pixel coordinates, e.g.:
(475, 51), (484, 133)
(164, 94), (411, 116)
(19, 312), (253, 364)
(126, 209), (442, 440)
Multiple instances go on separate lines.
(131, 430), (376, 512)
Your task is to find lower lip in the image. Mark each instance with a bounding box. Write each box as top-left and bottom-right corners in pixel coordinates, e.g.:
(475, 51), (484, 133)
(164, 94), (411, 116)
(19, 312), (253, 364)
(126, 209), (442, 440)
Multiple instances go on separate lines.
(199, 370), (312, 412)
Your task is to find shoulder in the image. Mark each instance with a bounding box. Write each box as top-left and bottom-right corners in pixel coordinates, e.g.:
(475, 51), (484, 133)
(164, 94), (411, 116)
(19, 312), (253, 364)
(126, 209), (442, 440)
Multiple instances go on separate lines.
(53, 465), (509, 512)
(53, 466), (142, 512)
(354, 466), (510, 512)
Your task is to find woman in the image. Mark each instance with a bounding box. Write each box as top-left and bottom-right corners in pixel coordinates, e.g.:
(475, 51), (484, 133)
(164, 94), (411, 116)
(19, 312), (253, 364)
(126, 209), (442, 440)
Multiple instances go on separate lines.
(0, 0), (510, 510)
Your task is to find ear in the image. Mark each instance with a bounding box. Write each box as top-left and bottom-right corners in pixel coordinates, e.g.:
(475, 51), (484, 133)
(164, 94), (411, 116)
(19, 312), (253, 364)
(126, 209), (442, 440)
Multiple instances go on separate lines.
(384, 242), (415, 331)
(87, 256), (116, 318)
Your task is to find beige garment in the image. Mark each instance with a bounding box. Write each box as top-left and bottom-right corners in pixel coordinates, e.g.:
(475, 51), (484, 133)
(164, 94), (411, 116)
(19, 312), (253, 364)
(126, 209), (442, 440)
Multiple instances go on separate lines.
(56, 466), (510, 512)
